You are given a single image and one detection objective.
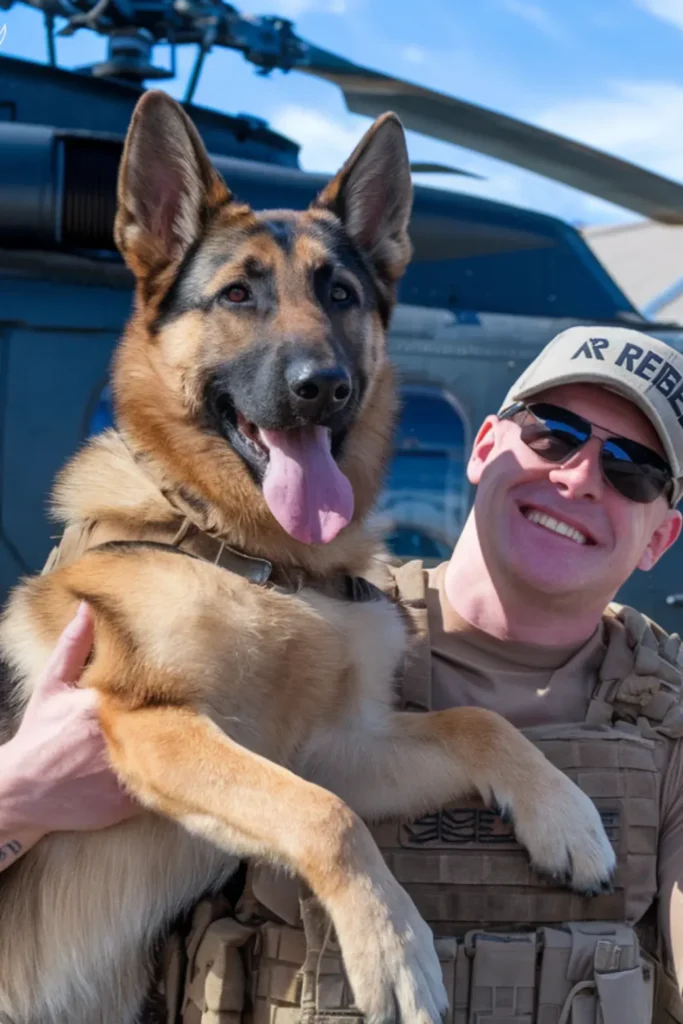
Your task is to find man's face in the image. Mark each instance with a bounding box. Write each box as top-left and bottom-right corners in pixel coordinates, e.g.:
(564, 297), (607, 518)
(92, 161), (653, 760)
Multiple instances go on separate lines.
(468, 383), (682, 603)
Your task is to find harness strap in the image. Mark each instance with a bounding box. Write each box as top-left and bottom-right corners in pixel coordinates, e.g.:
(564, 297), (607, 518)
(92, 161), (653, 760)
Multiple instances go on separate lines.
(44, 518), (386, 606)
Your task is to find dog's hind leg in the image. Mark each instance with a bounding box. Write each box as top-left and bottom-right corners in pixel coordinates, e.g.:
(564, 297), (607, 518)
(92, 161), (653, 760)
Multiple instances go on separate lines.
(99, 699), (449, 1024)
(300, 707), (616, 897)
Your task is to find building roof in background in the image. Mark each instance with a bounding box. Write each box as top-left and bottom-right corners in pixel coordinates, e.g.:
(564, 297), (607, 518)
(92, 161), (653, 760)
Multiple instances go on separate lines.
(582, 220), (683, 325)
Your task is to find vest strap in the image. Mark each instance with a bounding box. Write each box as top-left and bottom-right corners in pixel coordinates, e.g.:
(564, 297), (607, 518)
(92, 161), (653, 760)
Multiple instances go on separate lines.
(385, 559), (432, 711)
(587, 604), (683, 735)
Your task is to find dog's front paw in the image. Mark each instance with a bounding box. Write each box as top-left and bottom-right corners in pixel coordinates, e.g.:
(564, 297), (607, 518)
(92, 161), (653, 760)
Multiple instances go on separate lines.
(332, 873), (448, 1024)
(500, 768), (616, 896)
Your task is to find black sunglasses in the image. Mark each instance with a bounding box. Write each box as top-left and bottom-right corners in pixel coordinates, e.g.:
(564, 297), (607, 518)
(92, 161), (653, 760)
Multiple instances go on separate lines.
(499, 401), (674, 506)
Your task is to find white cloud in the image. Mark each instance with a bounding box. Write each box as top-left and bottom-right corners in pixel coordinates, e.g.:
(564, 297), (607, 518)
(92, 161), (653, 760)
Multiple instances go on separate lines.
(402, 45), (426, 64)
(426, 162), (629, 226)
(270, 105), (368, 172)
(635, 0), (683, 31)
(499, 0), (565, 39)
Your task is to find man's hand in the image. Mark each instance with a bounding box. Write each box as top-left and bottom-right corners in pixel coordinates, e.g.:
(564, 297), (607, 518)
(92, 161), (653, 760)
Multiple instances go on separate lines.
(0, 602), (140, 869)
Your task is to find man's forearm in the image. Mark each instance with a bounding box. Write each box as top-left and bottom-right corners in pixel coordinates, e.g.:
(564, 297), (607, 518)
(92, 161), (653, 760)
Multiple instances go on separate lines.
(0, 831), (43, 871)
(0, 737), (45, 871)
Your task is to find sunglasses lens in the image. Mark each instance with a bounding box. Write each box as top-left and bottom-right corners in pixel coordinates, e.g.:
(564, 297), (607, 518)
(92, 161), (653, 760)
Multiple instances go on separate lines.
(520, 404), (589, 463)
(509, 402), (674, 503)
(602, 438), (672, 504)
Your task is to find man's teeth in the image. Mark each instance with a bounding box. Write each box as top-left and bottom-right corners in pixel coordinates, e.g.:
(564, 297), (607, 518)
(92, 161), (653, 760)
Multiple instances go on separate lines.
(523, 509), (588, 545)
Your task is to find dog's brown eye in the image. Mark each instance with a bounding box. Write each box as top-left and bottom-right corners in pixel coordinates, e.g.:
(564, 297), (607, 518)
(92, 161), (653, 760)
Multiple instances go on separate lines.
(222, 284), (251, 304)
(331, 283), (352, 304)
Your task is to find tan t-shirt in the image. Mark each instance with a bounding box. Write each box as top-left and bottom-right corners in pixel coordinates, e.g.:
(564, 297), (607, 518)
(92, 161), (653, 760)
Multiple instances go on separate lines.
(427, 562), (605, 727)
(425, 561), (683, 991)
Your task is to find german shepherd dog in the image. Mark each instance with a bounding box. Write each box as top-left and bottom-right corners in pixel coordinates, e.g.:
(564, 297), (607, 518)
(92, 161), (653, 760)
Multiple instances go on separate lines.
(0, 91), (615, 1024)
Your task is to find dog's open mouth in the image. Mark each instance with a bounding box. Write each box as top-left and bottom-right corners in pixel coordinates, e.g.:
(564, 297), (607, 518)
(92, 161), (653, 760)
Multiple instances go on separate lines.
(223, 407), (354, 545)
(235, 412), (269, 462)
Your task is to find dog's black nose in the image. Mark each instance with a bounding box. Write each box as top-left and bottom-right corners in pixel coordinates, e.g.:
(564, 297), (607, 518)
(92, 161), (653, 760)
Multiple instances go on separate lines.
(286, 361), (352, 420)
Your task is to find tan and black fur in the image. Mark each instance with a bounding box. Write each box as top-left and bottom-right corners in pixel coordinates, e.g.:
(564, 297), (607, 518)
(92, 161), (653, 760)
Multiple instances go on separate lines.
(0, 92), (615, 1024)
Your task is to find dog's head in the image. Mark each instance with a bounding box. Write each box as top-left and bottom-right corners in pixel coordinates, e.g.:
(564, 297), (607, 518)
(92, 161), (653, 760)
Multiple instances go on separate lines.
(112, 91), (412, 559)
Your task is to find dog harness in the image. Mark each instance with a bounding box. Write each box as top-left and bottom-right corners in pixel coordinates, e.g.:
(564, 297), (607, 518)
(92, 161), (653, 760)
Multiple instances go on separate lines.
(43, 515), (386, 606)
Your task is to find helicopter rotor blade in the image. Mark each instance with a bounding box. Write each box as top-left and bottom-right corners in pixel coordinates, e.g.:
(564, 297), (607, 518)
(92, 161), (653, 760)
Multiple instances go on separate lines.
(409, 162), (485, 179)
(294, 42), (683, 225)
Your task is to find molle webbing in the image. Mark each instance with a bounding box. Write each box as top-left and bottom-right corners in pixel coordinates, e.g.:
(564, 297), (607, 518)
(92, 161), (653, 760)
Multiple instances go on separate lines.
(367, 723), (658, 936)
(246, 915), (654, 1024)
(586, 604), (683, 735)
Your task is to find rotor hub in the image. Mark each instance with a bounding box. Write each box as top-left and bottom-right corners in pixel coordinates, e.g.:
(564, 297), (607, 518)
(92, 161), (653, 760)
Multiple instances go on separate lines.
(82, 28), (173, 84)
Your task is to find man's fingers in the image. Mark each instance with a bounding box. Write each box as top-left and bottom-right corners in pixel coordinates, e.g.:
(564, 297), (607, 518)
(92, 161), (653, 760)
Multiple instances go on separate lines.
(38, 602), (95, 692)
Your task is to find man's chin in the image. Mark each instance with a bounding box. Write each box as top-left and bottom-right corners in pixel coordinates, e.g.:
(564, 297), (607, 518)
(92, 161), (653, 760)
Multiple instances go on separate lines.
(506, 561), (606, 603)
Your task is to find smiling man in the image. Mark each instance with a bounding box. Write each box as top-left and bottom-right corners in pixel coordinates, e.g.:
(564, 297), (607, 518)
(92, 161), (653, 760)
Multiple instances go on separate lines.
(429, 378), (681, 723)
(412, 323), (683, 1022)
(443, 328), (682, 652)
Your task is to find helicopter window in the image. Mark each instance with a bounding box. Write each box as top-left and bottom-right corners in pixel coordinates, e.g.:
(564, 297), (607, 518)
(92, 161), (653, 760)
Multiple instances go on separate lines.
(375, 385), (469, 565)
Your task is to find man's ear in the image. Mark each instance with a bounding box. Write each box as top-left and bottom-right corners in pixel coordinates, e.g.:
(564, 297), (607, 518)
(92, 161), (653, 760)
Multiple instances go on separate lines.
(114, 90), (231, 280)
(638, 509), (683, 571)
(467, 416), (498, 485)
(311, 112), (413, 288)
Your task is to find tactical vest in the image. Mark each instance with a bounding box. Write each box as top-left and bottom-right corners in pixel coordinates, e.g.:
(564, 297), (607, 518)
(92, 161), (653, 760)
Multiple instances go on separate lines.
(162, 561), (683, 1024)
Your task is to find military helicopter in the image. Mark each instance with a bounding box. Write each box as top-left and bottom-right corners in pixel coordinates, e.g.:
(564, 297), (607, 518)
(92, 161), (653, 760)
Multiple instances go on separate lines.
(2, 0), (683, 628)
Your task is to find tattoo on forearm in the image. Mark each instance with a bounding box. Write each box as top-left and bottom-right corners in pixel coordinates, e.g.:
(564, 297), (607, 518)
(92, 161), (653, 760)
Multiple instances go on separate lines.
(0, 839), (22, 864)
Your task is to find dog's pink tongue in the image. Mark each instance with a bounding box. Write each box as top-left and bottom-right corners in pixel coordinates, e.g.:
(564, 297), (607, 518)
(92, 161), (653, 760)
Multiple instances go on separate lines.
(259, 425), (354, 544)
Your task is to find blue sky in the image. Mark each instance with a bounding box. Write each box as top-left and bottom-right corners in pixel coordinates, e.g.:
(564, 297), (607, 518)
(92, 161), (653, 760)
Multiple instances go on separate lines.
(3, 0), (683, 227)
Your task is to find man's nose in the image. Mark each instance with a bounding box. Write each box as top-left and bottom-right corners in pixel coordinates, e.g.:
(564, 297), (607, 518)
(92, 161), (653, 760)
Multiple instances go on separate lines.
(547, 439), (604, 501)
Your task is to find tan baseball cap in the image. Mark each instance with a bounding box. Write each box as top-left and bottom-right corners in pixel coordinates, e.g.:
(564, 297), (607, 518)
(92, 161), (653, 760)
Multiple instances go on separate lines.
(499, 325), (683, 504)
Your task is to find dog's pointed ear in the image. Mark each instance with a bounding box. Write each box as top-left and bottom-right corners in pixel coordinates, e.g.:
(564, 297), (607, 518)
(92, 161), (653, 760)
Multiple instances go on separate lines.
(312, 113), (413, 285)
(114, 90), (231, 278)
